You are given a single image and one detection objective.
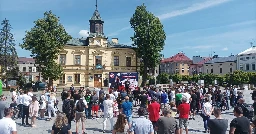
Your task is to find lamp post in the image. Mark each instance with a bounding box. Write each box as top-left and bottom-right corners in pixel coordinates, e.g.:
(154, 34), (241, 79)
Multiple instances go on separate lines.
(154, 75), (156, 85)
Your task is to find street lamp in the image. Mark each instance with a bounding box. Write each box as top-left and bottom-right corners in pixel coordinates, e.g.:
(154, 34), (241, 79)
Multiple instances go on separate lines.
(153, 75), (156, 85)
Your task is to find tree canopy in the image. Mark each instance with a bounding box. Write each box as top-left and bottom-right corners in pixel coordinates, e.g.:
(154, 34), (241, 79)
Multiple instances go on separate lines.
(0, 18), (18, 80)
(20, 11), (71, 84)
(130, 4), (166, 86)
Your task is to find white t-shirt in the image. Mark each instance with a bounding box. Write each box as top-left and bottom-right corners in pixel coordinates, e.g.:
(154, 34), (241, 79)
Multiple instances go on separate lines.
(94, 88), (100, 98)
(28, 92), (33, 97)
(113, 91), (119, 98)
(103, 99), (113, 113)
(234, 88), (238, 97)
(39, 101), (46, 109)
(109, 94), (116, 101)
(202, 102), (212, 116)
(48, 97), (56, 105)
(0, 117), (17, 134)
(22, 94), (32, 106)
(182, 92), (191, 103)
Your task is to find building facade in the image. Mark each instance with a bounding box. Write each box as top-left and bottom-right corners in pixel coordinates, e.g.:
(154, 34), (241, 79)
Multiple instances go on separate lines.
(189, 56), (212, 75)
(237, 46), (256, 72)
(160, 52), (192, 75)
(17, 57), (40, 82)
(203, 55), (237, 75)
(53, 7), (138, 88)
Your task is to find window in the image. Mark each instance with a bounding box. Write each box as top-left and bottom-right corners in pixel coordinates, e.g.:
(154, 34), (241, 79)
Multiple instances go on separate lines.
(206, 69), (208, 73)
(114, 56), (119, 66)
(29, 67), (32, 72)
(176, 63), (177, 66)
(59, 74), (65, 84)
(182, 63), (184, 66)
(230, 68), (233, 73)
(220, 68), (222, 73)
(240, 57), (244, 60)
(74, 55), (81, 65)
(59, 54), (66, 65)
(126, 57), (131, 67)
(252, 56), (255, 59)
(22, 67), (26, 72)
(95, 56), (102, 65)
(211, 69), (213, 73)
(240, 64), (243, 70)
(252, 64), (256, 70)
(246, 64), (250, 70)
(182, 68), (184, 73)
(246, 57), (250, 60)
(74, 74), (80, 84)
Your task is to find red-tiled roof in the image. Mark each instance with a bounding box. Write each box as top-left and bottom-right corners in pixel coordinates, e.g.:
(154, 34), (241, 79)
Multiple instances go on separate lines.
(197, 57), (212, 64)
(161, 53), (192, 63)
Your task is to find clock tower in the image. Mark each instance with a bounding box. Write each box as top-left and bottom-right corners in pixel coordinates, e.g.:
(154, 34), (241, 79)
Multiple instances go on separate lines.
(89, 0), (104, 35)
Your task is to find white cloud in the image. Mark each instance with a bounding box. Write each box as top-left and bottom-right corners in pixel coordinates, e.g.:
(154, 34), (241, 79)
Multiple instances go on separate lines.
(110, 0), (231, 36)
(158, 0), (231, 20)
(79, 30), (89, 38)
(222, 47), (228, 51)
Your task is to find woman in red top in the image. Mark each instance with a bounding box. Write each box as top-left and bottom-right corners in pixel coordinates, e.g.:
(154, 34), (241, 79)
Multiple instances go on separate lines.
(148, 99), (160, 130)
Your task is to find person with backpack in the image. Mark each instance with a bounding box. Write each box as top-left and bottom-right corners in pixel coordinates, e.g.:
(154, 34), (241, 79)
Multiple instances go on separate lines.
(84, 91), (92, 119)
(91, 91), (99, 119)
(62, 92), (74, 128)
(75, 94), (88, 134)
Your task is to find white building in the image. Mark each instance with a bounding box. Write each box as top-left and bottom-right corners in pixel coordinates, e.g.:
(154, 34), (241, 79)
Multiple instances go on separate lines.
(237, 46), (256, 72)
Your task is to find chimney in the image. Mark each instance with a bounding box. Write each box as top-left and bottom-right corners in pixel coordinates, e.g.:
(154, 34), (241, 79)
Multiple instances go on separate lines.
(111, 38), (118, 44)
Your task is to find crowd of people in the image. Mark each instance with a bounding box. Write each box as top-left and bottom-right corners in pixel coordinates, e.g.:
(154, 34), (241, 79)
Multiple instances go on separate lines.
(0, 84), (255, 134)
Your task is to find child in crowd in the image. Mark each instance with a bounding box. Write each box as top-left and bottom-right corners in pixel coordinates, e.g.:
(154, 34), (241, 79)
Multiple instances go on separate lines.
(10, 98), (18, 119)
(170, 101), (177, 118)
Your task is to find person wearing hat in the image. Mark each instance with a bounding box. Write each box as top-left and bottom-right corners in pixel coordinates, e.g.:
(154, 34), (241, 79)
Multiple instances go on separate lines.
(129, 107), (154, 134)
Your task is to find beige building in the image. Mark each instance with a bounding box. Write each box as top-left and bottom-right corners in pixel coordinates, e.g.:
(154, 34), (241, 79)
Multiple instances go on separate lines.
(160, 52), (192, 75)
(53, 7), (138, 88)
(203, 55), (237, 75)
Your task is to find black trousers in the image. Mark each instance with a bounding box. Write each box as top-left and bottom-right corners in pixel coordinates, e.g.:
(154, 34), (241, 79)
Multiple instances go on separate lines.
(22, 105), (29, 124)
(66, 114), (72, 128)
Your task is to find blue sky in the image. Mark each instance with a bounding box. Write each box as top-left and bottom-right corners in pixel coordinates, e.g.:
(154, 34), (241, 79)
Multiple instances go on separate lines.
(1, 0), (256, 59)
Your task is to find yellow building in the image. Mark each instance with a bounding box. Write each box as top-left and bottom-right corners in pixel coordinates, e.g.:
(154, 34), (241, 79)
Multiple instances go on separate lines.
(53, 7), (138, 88)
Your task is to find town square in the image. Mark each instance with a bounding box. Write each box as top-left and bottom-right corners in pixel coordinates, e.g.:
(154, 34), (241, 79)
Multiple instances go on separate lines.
(0, 0), (256, 134)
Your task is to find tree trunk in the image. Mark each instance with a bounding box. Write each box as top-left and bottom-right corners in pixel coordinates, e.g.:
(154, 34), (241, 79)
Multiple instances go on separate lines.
(141, 62), (148, 87)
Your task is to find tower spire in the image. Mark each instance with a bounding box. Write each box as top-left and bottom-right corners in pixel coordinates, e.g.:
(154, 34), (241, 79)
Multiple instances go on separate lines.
(96, 0), (98, 10)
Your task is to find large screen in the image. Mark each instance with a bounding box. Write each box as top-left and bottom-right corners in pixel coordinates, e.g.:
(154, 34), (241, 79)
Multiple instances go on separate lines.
(109, 72), (138, 90)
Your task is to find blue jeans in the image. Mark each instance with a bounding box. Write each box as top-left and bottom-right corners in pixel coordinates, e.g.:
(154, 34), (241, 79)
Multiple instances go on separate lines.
(85, 104), (92, 118)
(203, 115), (210, 131)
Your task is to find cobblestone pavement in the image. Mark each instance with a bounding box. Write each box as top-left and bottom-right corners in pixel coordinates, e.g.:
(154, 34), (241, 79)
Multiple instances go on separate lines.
(2, 89), (254, 134)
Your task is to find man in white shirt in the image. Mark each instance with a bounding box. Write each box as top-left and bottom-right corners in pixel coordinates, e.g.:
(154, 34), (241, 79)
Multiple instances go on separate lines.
(94, 88), (100, 98)
(113, 89), (119, 98)
(21, 90), (32, 126)
(17, 92), (24, 119)
(102, 94), (114, 133)
(182, 89), (191, 103)
(0, 108), (17, 134)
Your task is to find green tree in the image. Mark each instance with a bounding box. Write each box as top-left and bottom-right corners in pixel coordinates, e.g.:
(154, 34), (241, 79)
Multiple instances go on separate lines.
(181, 75), (191, 82)
(170, 74), (182, 83)
(248, 72), (256, 84)
(216, 74), (225, 86)
(0, 18), (18, 80)
(232, 70), (249, 85)
(20, 11), (71, 86)
(156, 73), (169, 84)
(191, 74), (199, 83)
(130, 4), (166, 86)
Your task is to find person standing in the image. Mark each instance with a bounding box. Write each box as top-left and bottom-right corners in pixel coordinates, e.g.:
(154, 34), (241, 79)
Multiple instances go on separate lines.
(21, 90), (32, 126)
(91, 91), (100, 118)
(177, 97), (190, 134)
(102, 94), (114, 133)
(155, 109), (179, 134)
(29, 96), (39, 127)
(129, 107), (154, 134)
(148, 98), (160, 130)
(0, 95), (7, 119)
(0, 108), (17, 134)
(202, 97), (213, 133)
(230, 106), (252, 134)
(121, 96), (133, 127)
(62, 92), (74, 128)
(124, 78), (130, 93)
(74, 95), (87, 134)
(190, 90), (197, 120)
(208, 108), (228, 134)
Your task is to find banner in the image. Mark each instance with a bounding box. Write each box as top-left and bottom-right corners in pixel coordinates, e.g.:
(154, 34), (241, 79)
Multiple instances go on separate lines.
(109, 72), (138, 90)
